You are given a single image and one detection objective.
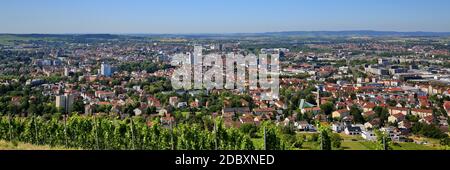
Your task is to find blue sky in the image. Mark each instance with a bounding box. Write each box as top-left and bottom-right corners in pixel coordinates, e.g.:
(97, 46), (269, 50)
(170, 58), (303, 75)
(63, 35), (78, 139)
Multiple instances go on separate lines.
(1, 0), (450, 33)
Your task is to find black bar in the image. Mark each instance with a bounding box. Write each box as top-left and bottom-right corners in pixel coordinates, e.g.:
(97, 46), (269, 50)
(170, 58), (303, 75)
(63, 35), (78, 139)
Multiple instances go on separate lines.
(0, 150), (449, 169)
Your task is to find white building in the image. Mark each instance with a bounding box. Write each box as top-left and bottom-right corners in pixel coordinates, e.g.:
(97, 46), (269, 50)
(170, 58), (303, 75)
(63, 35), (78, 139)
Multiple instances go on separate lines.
(55, 93), (74, 114)
(344, 126), (362, 135)
(361, 130), (377, 141)
(100, 63), (112, 77)
(331, 123), (344, 133)
(64, 67), (70, 77)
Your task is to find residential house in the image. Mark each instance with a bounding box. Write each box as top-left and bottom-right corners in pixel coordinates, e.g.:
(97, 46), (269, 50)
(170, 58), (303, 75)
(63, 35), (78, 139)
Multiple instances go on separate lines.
(95, 91), (115, 100)
(301, 107), (321, 114)
(190, 101), (200, 108)
(364, 118), (381, 129)
(160, 113), (175, 127)
(295, 121), (313, 131)
(147, 96), (161, 109)
(388, 107), (409, 116)
(398, 120), (412, 130)
(362, 111), (376, 118)
(380, 127), (401, 142)
(313, 114), (328, 122)
(331, 122), (344, 133)
(177, 102), (188, 108)
(443, 101), (450, 116)
(133, 108), (143, 116)
(361, 130), (377, 141)
(240, 99), (249, 107)
(274, 100), (287, 109)
(388, 113), (405, 123)
(335, 102), (347, 109)
(332, 109), (350, 119)
(169, 97), (178, 107)
(344, 126), (362, 135)
(253, 108), (276, 116)
(281, 117), (294, 127)
(222, 107), (251, 119)
(158, 108), (168, 116)
(411, 108), (433, 118)
(239, 114), (255, 125)
(419, 115), (434, 125)
(363, 102), (377, 112)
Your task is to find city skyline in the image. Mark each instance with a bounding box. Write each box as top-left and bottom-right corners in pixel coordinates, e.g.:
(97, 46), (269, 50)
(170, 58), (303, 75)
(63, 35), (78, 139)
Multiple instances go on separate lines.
(1, 0), (450, 34)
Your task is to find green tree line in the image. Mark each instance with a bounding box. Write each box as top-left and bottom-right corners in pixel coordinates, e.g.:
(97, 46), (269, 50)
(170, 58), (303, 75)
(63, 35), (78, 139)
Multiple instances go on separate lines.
(0, 114), (288, 150)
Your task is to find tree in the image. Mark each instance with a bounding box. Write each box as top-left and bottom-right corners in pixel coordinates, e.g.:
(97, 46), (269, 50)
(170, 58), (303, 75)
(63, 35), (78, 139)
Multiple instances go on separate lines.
(261, 123), (287, 150)
(374, 129), (392, 150)
(320, 102), (334, 115)
(294, 135), (305, 149)
(318, 126), (332, 150)
(281, 123), (296, 135)
(145, 106), (157, 115)
(373, 106), (389, 126)
(405, 114), (419, 122)
(0, 115), (257, 150)
(350, 105), (364, 124)
(72, 100), (85, 114)
(239, 123), (258, 138)
(411, 123), (448, 139)
(386, 99), (397, 107)
(331, 133), (342, 149)
(306, 94), (317, 105)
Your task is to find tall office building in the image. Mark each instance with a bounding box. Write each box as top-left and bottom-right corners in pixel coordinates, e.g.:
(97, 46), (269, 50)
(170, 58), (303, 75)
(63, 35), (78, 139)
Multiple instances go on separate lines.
(64, 67), (70, 77)
(100, 63), (112, 77)
(55, 95), (66, 111)
(55, 93), (74, 114)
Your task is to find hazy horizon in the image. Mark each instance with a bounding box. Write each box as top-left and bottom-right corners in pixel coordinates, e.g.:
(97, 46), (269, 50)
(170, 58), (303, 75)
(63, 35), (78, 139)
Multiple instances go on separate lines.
(2, 30), (450, 35)
(1, 0), (450, 34)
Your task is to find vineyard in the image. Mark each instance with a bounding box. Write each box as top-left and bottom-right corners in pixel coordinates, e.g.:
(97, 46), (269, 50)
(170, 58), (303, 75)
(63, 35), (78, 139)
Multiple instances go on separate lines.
(0, 114), (285, 150)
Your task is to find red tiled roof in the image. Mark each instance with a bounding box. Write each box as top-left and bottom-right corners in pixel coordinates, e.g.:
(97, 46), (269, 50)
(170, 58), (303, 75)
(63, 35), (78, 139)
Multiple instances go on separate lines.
(303, 107), (321, 112)
(363, 111), (375, 117)
(392, 113), (405, 119)
(411, 108), (433, 113)
(363, 102), (376, 108)
(388, 107), (409, 111)
(335, 109), (349, 114)
(444, 101), (450, 111)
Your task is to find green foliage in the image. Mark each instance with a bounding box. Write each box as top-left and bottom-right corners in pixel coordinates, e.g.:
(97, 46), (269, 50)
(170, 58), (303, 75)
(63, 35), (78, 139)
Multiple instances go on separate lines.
(373, 106), (389, 126)
(318, 125), (332, 150)
(239, 123), (258, 138)
(411, 123), (448, 139)
(0, 115), (257, 150)
(331, 133), (342, 149)
(386, 99), (397, 107)
(405, 115), (419, 122)
(258, 122), (290, 150)
(309, 133), (319, 142)
(118, 61), (170, 73)
(349, 105), (364, 124)
(374, 129), (392, 150)
(144, 79), (172, 94)
(294, 135), (305, 149)
(320, 102), (334, 115)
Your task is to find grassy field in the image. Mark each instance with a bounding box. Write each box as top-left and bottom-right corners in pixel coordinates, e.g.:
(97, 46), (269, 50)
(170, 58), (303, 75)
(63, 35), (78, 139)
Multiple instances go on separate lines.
(341, 141), (376, 150)
(339, 133), (446, 150)
(2, 134), (446, 150)
(251, 138), (264, 150)
(391, 143), (441, 150)
(251, 132), (446, 150)
(0, 140), (68, 150)
(0, 35), (60, 45)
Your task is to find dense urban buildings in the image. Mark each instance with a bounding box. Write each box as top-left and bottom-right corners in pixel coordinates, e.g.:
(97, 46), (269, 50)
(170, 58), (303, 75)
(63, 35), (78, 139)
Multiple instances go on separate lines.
(0, 32), (449, 150)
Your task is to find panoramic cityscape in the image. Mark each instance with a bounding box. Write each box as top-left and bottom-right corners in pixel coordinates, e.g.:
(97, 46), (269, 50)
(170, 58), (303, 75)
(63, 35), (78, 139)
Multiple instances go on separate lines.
(1, 0), (450, 155)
